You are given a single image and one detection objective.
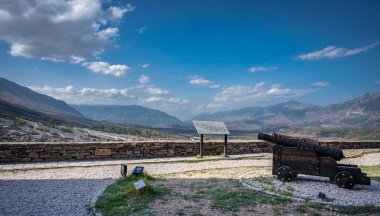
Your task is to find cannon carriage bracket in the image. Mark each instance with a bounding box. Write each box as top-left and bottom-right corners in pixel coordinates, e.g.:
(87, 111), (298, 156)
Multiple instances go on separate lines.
(272, 144), (371, 189)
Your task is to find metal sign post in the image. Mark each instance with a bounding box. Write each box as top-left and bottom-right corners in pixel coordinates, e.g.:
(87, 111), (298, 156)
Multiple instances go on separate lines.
(193, 121), (230, 158)
(224, 134), (227, 157)
(200, 134), (204, 157)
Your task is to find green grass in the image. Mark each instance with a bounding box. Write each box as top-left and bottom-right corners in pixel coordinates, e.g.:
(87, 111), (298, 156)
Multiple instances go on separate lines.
(360, 165), (380, 181)
(301, 203), (380, 215)
(255, 176), (274, 185)
(95, 173), (167, 216)
(211, 188), (291, 212)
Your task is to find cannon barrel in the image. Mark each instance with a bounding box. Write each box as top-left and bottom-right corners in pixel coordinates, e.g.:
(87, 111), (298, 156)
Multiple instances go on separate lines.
(258, 133), (345, 161)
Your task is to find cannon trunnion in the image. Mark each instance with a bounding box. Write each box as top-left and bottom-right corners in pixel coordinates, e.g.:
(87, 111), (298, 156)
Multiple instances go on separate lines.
(259, 133), (370, 189)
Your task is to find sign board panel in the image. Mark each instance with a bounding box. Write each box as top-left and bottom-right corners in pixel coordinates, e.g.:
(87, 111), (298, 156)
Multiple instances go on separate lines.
(193, 120), (230, 135)
(134, 180), (146, 190)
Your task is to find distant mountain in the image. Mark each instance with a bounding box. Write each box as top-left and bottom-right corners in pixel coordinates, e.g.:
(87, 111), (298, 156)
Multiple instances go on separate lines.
(193, 93), (380, 129)
(0, 77), (82, 117)
(0, 78), (181, 139)
(72, 105), (184, 128)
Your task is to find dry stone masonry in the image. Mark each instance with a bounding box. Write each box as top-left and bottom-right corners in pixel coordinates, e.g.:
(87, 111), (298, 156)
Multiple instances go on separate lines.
(0, 140), (379, 163)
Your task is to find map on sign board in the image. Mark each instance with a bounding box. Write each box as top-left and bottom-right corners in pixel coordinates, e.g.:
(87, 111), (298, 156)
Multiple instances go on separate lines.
(193, 120), (230, 135)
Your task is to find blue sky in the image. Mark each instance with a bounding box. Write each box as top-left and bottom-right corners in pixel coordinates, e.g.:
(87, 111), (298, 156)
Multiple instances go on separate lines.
(0, 0), (379, 119)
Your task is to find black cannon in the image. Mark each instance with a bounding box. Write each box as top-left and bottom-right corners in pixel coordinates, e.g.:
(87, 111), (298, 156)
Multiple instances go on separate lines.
(258, 133), (370, 189)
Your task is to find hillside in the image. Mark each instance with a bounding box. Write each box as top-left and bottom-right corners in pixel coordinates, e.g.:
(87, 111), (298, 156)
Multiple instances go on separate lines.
(0, 78), (82, 117)
(0, 78), (183, 141)
(194, 93), (380, 128)
(72, 105), (184, 128)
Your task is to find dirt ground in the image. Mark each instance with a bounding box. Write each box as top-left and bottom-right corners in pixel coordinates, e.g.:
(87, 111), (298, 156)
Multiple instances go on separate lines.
(139, 167), (340, 216)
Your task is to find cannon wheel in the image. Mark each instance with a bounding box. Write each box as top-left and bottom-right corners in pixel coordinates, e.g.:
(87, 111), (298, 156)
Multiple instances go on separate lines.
(277, 166), (294, 182)
(335, 171), (355, 189)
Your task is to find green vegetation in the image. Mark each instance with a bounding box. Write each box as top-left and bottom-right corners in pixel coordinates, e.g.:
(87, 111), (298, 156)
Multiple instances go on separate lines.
(295, 203), (380, 215)
(91, 124), (143, 136)
(211, 188), (291, 212)
(95, 174), (167, 216)
(60, 127), (73, 133)
(255, 176), (274, 185)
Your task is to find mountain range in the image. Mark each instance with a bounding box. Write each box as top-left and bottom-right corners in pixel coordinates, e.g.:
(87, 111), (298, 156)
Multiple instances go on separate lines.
(72, 105), (183, 128)
(1, 77), (379, 133)
(194, 93), (380, 129)
(0, 78), (180, 139)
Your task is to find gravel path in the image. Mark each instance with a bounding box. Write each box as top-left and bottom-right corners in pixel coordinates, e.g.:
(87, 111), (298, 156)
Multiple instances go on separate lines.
(0, 158), (268, 216)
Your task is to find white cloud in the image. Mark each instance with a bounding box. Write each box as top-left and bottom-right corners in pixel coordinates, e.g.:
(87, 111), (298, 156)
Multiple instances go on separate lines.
(140, 63), (150, 68)
(29, 85), (130, 104)
(83, 61), (131, 77)
(0, 0), (131, 62)
(108, 4), (135, 19)
(188, 75), (220, 88)
(144, 96), (189, 105)
(296, 42), (378, 60)
(96, 27), (119, 40)
(209, 82), (316, 108)
(248, 66), (277, 73)
(145, 86), (170, 95)
(311, 82), (329, 87)
(138, 26), (147, 34)
(375, 81), (380, 85)
(138, 74), (150, 84)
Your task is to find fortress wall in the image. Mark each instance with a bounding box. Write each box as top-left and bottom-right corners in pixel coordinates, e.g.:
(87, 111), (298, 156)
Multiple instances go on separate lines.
(0, 140), (379, 163)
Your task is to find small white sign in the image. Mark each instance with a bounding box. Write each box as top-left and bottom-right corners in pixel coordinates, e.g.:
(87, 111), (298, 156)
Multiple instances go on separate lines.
(134, 180), (146, 190)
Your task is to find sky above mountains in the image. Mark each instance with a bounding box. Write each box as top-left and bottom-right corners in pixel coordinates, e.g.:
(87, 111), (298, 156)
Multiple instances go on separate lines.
(0, 0), (379, 119)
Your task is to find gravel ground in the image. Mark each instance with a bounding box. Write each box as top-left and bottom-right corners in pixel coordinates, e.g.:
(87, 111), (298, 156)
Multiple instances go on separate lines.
(0, 166), (120, 216)
(241, 172), (380, 206)
(0, 151), (379, 215)
(0, 158), (268, 216)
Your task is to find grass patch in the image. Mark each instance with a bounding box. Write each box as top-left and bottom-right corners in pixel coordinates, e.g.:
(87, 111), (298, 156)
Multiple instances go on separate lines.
(95, 173), (167, 216)
(181, 194), (204, 203)
(255, 176), (274, 185)
(211, 188), (291, 212)
(322, 197), (335, 202)
(360, 165), (380, 181)
(335, 205), (380, 214)
(298, 203), (380, 215)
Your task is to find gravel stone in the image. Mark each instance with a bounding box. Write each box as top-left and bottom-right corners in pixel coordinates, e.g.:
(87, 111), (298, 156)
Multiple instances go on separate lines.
(241, 172), (380, 206)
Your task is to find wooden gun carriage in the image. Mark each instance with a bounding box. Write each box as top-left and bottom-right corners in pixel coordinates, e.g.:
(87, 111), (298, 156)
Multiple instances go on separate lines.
(258, 133), (371, 189)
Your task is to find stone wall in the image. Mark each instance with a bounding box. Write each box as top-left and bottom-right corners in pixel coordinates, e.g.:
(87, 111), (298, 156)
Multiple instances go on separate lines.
(0, 140), (379, 163)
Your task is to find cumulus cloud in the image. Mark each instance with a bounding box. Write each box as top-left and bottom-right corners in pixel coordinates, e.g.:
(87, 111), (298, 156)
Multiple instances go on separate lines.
(188, 75), (220, 88)
(209, 82), (316, 108)
(83, 61), (131, 77)
(138, 26), (147, 34)
(145, 86), (170, 95)
(311, 82), (329, 87)
(108, 4), (135, 19)
(248, 66), (277, 73)
(96, 27), (119, 40)
(0, 0), (133, 62)
(296, 42), (378, 60)
(29, 85), (130, 104)
(138, 74), (150, 84)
